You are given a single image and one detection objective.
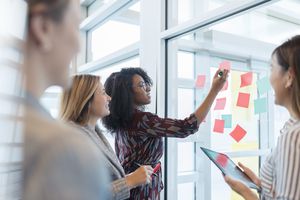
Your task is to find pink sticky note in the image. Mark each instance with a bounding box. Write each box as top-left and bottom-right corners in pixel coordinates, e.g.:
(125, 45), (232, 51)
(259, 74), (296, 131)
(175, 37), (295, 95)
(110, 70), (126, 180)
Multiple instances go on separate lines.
(216, 154), (228, 168)
(213, 119), (225, 133)
(214, 98), (226, 110)
(230, 125), (247, 142)
(236, 92), (250, 108)
(240, 72), (253, 87)
(221, 81), (228, 91)
(219, 60), (231, 71)
(195, 75), (206, 88)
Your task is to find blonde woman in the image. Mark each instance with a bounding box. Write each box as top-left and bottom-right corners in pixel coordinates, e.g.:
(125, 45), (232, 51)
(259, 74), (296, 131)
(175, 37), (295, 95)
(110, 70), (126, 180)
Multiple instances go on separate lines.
(60, 74), (153, 200)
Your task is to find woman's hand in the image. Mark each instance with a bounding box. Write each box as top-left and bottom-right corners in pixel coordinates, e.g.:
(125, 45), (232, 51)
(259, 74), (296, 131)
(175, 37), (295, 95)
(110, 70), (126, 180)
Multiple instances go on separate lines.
(211, 69), (229, 93)
(224, 175), (259, 200)
(238, 162), (261, 188)
(125, 165), (153, 189)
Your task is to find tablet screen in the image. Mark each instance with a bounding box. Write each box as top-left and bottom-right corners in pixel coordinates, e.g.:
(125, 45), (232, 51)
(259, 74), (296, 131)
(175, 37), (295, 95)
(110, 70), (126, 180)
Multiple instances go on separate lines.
(200, 147), (260, 190)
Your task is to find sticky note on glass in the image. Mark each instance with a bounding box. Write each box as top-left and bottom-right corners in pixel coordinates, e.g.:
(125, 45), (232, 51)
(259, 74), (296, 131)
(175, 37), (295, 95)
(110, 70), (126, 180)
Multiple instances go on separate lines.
(222, 114), (232, 128)
(221, 80), (228, 91)
(254, 97), (267, 114)
(219, 60), (231, 71)
(216, 154), (228, 168)
(195, 75), (206, 88)
(213, 119), (225, 133)
(214, 98), (226, 110)
(240, 72), (253, 87)
(257, 77), (271, 94)
(236, 92), (250, 108)
(230, 125), (247, 142)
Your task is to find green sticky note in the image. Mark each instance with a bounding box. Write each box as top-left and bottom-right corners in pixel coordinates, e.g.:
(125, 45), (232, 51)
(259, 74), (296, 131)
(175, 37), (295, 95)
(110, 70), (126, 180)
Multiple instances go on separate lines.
(254, 97), (267, 114)
(221, 114), (232, 128)
(257, 77), (271, 95)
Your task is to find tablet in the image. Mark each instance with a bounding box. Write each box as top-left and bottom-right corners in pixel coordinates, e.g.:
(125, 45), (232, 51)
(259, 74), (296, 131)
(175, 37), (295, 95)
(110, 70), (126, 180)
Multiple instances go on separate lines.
(200, 147), (260, 191)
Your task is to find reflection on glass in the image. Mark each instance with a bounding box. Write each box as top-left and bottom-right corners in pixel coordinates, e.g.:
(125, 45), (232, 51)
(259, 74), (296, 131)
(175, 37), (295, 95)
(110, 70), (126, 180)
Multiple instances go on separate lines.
(210, 67), (259, 151)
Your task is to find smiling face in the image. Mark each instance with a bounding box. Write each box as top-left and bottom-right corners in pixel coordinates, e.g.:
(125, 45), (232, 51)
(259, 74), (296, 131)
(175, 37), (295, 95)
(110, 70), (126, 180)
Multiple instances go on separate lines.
(89, 81), (111, 119)
(132, 74), (151, 106)
(269, 53), (294, 107)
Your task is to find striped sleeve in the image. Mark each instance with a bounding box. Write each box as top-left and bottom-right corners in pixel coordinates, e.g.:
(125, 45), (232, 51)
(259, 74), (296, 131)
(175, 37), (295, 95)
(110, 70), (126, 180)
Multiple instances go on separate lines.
(111, 178), (130, 200)
(274, 125), (300, 199)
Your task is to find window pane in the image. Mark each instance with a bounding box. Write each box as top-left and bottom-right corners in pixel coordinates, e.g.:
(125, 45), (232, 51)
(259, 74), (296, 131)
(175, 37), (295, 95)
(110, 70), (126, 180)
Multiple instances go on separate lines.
(177, 88), (194, 119)
(177, 142), (195, 173)
(168, 0), (236, 28)
(177, 51), (194, 79)
(178, 182), (195, 200)
(92, 56), (140, 83)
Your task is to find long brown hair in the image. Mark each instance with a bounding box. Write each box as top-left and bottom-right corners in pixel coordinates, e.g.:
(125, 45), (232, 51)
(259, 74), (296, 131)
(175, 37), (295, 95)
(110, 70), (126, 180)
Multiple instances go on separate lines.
(273, 35), (300, 118)
(60, 74), (100, 125)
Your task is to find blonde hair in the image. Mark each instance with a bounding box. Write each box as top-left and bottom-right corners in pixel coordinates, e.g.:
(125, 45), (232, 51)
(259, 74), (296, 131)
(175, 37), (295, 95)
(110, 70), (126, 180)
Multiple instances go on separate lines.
(60, 74), (100, 125)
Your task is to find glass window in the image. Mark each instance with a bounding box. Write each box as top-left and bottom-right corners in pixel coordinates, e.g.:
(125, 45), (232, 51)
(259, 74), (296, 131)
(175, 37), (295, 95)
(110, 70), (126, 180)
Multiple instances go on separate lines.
(89, 2), (140, 61)
(167, 0), (300, 199)
(178, 142), (195, 173)
(177, 88), (194, 119)
(92, 56), (140, 83)
(178, 182), (195, 200)
(168, 0), (236, 28)
(177, 51), (194, 79)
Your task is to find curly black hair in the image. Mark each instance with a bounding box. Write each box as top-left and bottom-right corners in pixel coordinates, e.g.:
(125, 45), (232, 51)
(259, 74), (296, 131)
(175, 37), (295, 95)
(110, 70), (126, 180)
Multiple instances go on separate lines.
(102, 67), (153, 132)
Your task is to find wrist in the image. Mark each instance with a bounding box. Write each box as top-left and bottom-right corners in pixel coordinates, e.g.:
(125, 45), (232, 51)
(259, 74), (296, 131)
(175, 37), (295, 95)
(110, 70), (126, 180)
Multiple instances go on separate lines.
(125, 174), (136, 189)
(241, 189), (258, 200)
(208, 87), (219, 97)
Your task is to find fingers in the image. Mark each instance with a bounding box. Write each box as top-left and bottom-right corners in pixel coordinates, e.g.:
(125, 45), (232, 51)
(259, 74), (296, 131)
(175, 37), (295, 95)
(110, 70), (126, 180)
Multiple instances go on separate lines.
(215, 69), (229, 80)
(143, 165), (153, 184)
(238, 162), (261, 187)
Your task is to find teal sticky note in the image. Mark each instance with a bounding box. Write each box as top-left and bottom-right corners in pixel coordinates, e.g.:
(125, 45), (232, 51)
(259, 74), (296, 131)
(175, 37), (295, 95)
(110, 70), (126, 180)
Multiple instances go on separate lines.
(221, 114), (232, 128)
(254, 97), (267, 114)
(257, 77), (271, 95)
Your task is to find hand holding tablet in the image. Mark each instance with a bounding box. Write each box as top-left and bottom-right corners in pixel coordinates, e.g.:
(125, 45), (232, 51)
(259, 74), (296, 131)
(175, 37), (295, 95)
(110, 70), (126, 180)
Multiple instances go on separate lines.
(200, 147), (261, 191)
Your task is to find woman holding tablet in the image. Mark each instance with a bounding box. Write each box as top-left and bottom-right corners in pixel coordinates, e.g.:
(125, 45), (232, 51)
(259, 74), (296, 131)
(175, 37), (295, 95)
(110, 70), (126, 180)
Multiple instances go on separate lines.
(225, 35), (300, 200)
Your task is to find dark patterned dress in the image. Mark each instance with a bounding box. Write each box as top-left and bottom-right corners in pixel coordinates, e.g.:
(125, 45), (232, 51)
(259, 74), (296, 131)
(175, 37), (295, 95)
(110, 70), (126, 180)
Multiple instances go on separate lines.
(115, 109), (199, 200)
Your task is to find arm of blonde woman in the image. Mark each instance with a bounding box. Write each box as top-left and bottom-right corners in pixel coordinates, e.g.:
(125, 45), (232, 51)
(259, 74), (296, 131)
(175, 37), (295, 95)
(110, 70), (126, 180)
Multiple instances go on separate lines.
(125, 165), (153, 188)
(194, 69), (229, 123)
(224, 175), (259, 200)
(111, 166), (153, 200)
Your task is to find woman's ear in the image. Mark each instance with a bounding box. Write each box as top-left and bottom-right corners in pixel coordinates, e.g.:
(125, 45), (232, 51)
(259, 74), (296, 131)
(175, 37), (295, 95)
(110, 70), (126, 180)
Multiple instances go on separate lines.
(29, 5), (53, 52)
(285, 67), (295, 88)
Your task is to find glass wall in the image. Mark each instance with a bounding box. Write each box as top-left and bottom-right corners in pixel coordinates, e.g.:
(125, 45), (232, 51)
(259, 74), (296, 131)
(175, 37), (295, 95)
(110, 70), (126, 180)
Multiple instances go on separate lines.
(166, 0), (300, 199)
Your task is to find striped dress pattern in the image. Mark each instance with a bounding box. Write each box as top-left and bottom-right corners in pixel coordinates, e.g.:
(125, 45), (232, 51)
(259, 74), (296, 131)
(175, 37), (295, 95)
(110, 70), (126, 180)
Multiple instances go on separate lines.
(260, 118), (300, 200)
